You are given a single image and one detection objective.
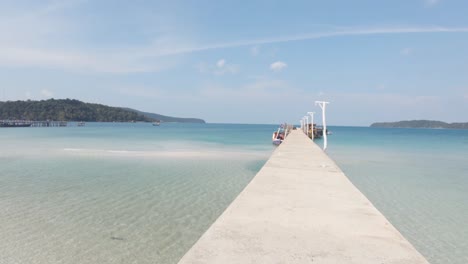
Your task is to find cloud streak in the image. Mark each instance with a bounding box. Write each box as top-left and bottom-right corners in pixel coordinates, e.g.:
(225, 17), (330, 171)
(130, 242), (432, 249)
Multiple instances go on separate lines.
(1, 2), (468, 74)
(0, 46), (161, 73)
(2, 4), (468, 75)
(140, 26), (468, 58)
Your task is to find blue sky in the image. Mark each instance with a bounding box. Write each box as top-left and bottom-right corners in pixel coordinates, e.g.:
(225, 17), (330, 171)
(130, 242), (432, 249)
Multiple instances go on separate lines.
(1, 0), (467, 125)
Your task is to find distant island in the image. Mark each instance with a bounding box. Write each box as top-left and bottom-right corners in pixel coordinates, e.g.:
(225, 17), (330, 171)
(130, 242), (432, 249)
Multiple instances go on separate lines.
(370, 120), (468, 129)
(0, 99), (205, 123)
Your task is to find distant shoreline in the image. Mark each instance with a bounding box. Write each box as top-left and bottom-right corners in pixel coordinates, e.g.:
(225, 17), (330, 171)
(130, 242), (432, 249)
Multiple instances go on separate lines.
(0, 99), (205, 124)
(370, 120), (468, 129)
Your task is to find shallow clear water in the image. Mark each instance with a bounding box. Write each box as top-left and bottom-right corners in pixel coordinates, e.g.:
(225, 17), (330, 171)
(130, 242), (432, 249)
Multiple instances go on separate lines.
(325, 127), (468, 264)
(1, 124), (467, 263)
(0, 123), (275, 264)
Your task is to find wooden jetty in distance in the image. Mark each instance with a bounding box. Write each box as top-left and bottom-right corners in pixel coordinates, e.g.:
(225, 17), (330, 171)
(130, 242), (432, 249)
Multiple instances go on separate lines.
(31, 121), (67, 127)
(0, 120), (68, 127)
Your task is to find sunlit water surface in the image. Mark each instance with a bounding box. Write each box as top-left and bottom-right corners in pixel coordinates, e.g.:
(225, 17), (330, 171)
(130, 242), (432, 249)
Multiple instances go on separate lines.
(325, 127), (468, 264)
(1, 124), (467, 263)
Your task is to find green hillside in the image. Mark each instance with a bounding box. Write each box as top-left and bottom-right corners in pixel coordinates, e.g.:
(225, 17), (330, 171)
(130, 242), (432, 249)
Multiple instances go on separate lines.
(125, 108), (205, 123)
(0, 99), (205, 123)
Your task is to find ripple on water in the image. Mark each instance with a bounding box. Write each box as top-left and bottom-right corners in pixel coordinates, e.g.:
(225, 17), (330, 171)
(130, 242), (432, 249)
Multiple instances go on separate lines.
(0, 154), (267, 264)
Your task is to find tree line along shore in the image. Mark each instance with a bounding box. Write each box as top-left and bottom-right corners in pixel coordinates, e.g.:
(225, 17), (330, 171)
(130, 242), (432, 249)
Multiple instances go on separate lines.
(0, 99), (205, 123)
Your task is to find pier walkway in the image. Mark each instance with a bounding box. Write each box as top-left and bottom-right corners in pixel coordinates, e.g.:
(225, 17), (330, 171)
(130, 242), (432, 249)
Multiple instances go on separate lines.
(178, 130), (428, 264)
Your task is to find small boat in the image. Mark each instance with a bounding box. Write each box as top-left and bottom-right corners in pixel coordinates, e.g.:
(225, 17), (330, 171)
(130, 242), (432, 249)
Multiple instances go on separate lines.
(272, 127), (285, 145)
(309, 124), (324, 139)
(272, 136), (282, 145)
(152, 121), (161, 126)
(77, 122), (85, 127)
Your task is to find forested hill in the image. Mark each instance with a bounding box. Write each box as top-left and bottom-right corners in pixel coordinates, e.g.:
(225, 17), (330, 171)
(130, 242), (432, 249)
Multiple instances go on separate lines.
(0, 99), (151, 122)
(370, 120), (468, 129)
(0, 99), (205, 123)
(125, 108), (205, 123)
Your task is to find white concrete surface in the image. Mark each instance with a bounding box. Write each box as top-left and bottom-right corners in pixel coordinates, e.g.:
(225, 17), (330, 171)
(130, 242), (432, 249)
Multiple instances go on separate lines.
(178, 130), (429, 264)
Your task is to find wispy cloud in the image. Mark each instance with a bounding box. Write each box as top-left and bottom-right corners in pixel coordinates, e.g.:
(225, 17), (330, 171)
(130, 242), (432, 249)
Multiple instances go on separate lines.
(216, 59), (226, 68)
(138, 26), (468, 58)
(193, 78), (306, 123)
(20, 0), (88, 19)
(0, 0), (178, 74)
(425, 0), (440, 7)
(216, 59), (239, 75)
(199, 79), (296, 101)
(250, 46), (260, 56)
(0, 46), (165, 73)
(3, 24), (468, 73)
(401, 47), (413, 55)
(1, 0), (468, 74)
(270, 61), (287, 72)
(197, 59), (239, 75)
(0, 0), (83, 44)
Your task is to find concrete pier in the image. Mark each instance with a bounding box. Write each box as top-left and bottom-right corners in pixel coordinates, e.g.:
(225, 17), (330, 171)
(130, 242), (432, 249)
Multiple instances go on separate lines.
(178, 130), (428, 264)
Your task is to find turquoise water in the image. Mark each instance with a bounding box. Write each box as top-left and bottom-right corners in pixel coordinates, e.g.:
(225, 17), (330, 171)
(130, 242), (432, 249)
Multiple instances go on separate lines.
(0, 123), (276, 264)
(325, 127), (468, 264)
(1, 124), (467, 263)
